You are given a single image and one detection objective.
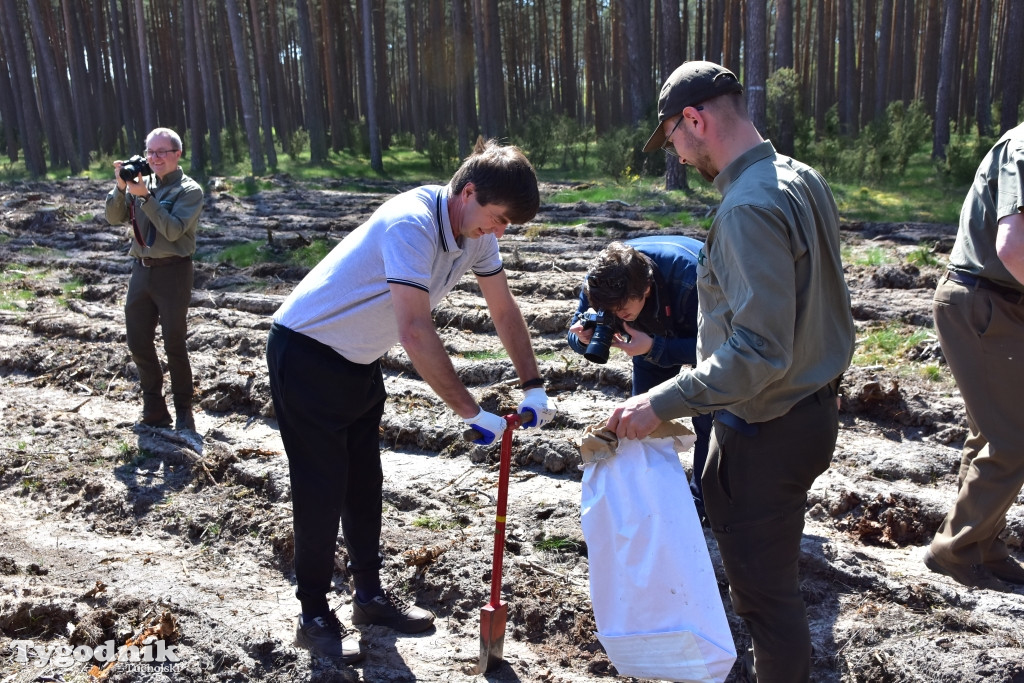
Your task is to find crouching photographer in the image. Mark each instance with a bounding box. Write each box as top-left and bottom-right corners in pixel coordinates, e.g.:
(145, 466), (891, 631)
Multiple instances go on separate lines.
(104, 128), (203, 431)
(567, 237), (712, 519)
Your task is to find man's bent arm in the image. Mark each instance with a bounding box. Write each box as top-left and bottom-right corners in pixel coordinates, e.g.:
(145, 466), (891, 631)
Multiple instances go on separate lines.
(477, 271), (542, 385)
(996, 212), (1024, 284)
(390, 282), (479, 418)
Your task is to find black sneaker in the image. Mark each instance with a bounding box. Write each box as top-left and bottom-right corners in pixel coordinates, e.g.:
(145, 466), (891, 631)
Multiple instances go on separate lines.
(351, 591), (435, 633)
(295, 612), (364, 663)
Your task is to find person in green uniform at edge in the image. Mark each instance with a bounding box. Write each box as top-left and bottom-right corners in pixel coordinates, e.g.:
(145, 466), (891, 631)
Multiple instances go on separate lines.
(924, 123), (1024, 592)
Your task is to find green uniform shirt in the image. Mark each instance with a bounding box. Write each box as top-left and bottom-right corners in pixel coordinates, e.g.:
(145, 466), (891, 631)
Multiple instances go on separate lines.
(649, 141), (855, 423)
(948, 123), (1024, 292)
(105, 168), (203, 259)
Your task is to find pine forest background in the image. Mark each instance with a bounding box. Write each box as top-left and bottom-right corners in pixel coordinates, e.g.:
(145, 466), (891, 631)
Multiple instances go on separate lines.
(1, 0), (1023, 185)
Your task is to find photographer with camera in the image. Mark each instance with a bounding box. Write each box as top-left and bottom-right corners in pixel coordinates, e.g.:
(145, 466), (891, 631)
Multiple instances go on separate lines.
(567, 236), (712, 519)
(104, 128), (203, 431)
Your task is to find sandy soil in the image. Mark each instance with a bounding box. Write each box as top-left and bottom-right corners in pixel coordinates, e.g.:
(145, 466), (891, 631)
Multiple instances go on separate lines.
(1, 177), (1022, 683)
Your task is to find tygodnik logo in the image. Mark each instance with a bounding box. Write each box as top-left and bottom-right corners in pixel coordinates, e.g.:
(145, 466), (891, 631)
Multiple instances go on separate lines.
(10, 638), (182, 672)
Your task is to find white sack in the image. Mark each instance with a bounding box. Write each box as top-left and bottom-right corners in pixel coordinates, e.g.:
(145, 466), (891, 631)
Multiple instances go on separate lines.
(580, 433), (736, 682)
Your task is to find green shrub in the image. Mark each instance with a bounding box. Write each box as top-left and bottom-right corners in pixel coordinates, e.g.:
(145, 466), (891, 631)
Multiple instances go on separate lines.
(886, 100), (932, 176)
(426, 129), (459, 174)
(556, 116), (594, 171)
(906, 243), (941, 268)
(511, 109), (558, 169)
(766, 67), (803, 144)
(284, 129), (310, 161)
(595, 126), (650, 181)
(940, 132), (995, 185)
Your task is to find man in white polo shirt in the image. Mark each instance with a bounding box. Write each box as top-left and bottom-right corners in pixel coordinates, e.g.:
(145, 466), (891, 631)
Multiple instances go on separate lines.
(266, 141), (557, 664)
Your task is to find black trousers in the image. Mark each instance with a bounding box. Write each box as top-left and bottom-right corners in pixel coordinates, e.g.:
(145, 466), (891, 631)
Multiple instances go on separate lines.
(266, 323), (387, 617)
(702, 386), (838, 683)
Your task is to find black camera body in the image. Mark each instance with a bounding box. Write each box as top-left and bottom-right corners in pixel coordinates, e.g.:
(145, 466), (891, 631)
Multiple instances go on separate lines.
(119, 155), (153, 182)
(581, 310), (628, 364)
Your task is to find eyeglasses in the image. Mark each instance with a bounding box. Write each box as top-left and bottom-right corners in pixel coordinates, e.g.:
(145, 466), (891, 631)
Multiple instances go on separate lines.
(144, 148), (179, 158)
(661, 105), (703, 158)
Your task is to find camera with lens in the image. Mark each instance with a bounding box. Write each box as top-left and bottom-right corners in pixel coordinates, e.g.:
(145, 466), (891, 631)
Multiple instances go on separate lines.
(581, 310), (629, 364)
(118, 155), (153, 182)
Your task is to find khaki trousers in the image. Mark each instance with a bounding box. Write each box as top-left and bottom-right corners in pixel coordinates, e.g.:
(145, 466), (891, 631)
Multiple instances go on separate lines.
(929, 276), (1024, 566)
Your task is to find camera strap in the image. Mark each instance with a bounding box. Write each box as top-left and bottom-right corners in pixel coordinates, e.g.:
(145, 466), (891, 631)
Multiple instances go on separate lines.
(128, 181), (185, 248)
(127, 199), (154, 247)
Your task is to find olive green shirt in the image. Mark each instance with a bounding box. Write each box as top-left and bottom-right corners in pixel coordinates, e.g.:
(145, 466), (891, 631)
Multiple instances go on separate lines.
(105, 168), (203, 259)
(947, 122), (1024, 292)
(649, 141), (855, 423)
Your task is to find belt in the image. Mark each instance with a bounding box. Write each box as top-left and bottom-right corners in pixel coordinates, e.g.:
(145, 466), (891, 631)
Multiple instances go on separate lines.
(945, 271), (1024, 304)
(136, 254), (192, 268)
(714, 380), (838, 437)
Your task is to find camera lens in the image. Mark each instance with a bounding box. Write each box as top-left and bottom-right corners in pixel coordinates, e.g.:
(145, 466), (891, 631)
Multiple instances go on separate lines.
(584, 324), (615, 364)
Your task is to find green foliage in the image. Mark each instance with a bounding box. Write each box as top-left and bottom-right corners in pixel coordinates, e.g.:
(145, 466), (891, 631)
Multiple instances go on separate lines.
(938, 132), (996, 185)
(644, 210), (694, 229)
(0, 266), (37, 311)
(765, 67), (803, 142)
(284, 129), (310, 161)
(906, 243), (942, 268)
(801, 101), (932, 185)
(411, 516), (461, 531)
(854, 322), (932, 367)
(57, 277), (84, 307)
(459, 349), (508, 360)
(512, 109), (558, 169)
(595, 126), (647, 181)
(206, 237), (337, 270)
(557, 117), (594, 171)
(426, 129), (460, 174)
(535, 535), (582, 553)
(886, 101), (933, 175)
(842, 245), (894, 267)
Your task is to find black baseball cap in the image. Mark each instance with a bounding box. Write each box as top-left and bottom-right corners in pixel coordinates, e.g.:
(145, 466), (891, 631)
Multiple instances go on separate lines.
(642, 61), (744, 153)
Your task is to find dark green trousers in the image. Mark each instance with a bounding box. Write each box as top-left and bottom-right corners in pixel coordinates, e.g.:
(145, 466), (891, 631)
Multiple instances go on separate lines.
(124, 258), (194, 411)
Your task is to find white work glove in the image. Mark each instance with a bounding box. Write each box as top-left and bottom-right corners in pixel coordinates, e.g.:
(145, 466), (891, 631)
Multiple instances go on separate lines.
(463, 408), (507, 446)
(518, 387), (557, 429)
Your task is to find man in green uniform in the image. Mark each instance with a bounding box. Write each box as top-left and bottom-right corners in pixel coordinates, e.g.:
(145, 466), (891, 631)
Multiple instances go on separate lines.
(105, 128), (203, 431)
(607, 61), (855, 682)
(924, 123), (1024, 591)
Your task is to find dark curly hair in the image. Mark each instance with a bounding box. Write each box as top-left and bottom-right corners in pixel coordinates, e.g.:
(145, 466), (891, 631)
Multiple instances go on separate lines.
(583, 242), (653, 312)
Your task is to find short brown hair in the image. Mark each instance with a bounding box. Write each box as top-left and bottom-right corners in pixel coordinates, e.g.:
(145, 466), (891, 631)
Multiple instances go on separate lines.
(584, 242), (653, 312)
(449, 139), (540, 225)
